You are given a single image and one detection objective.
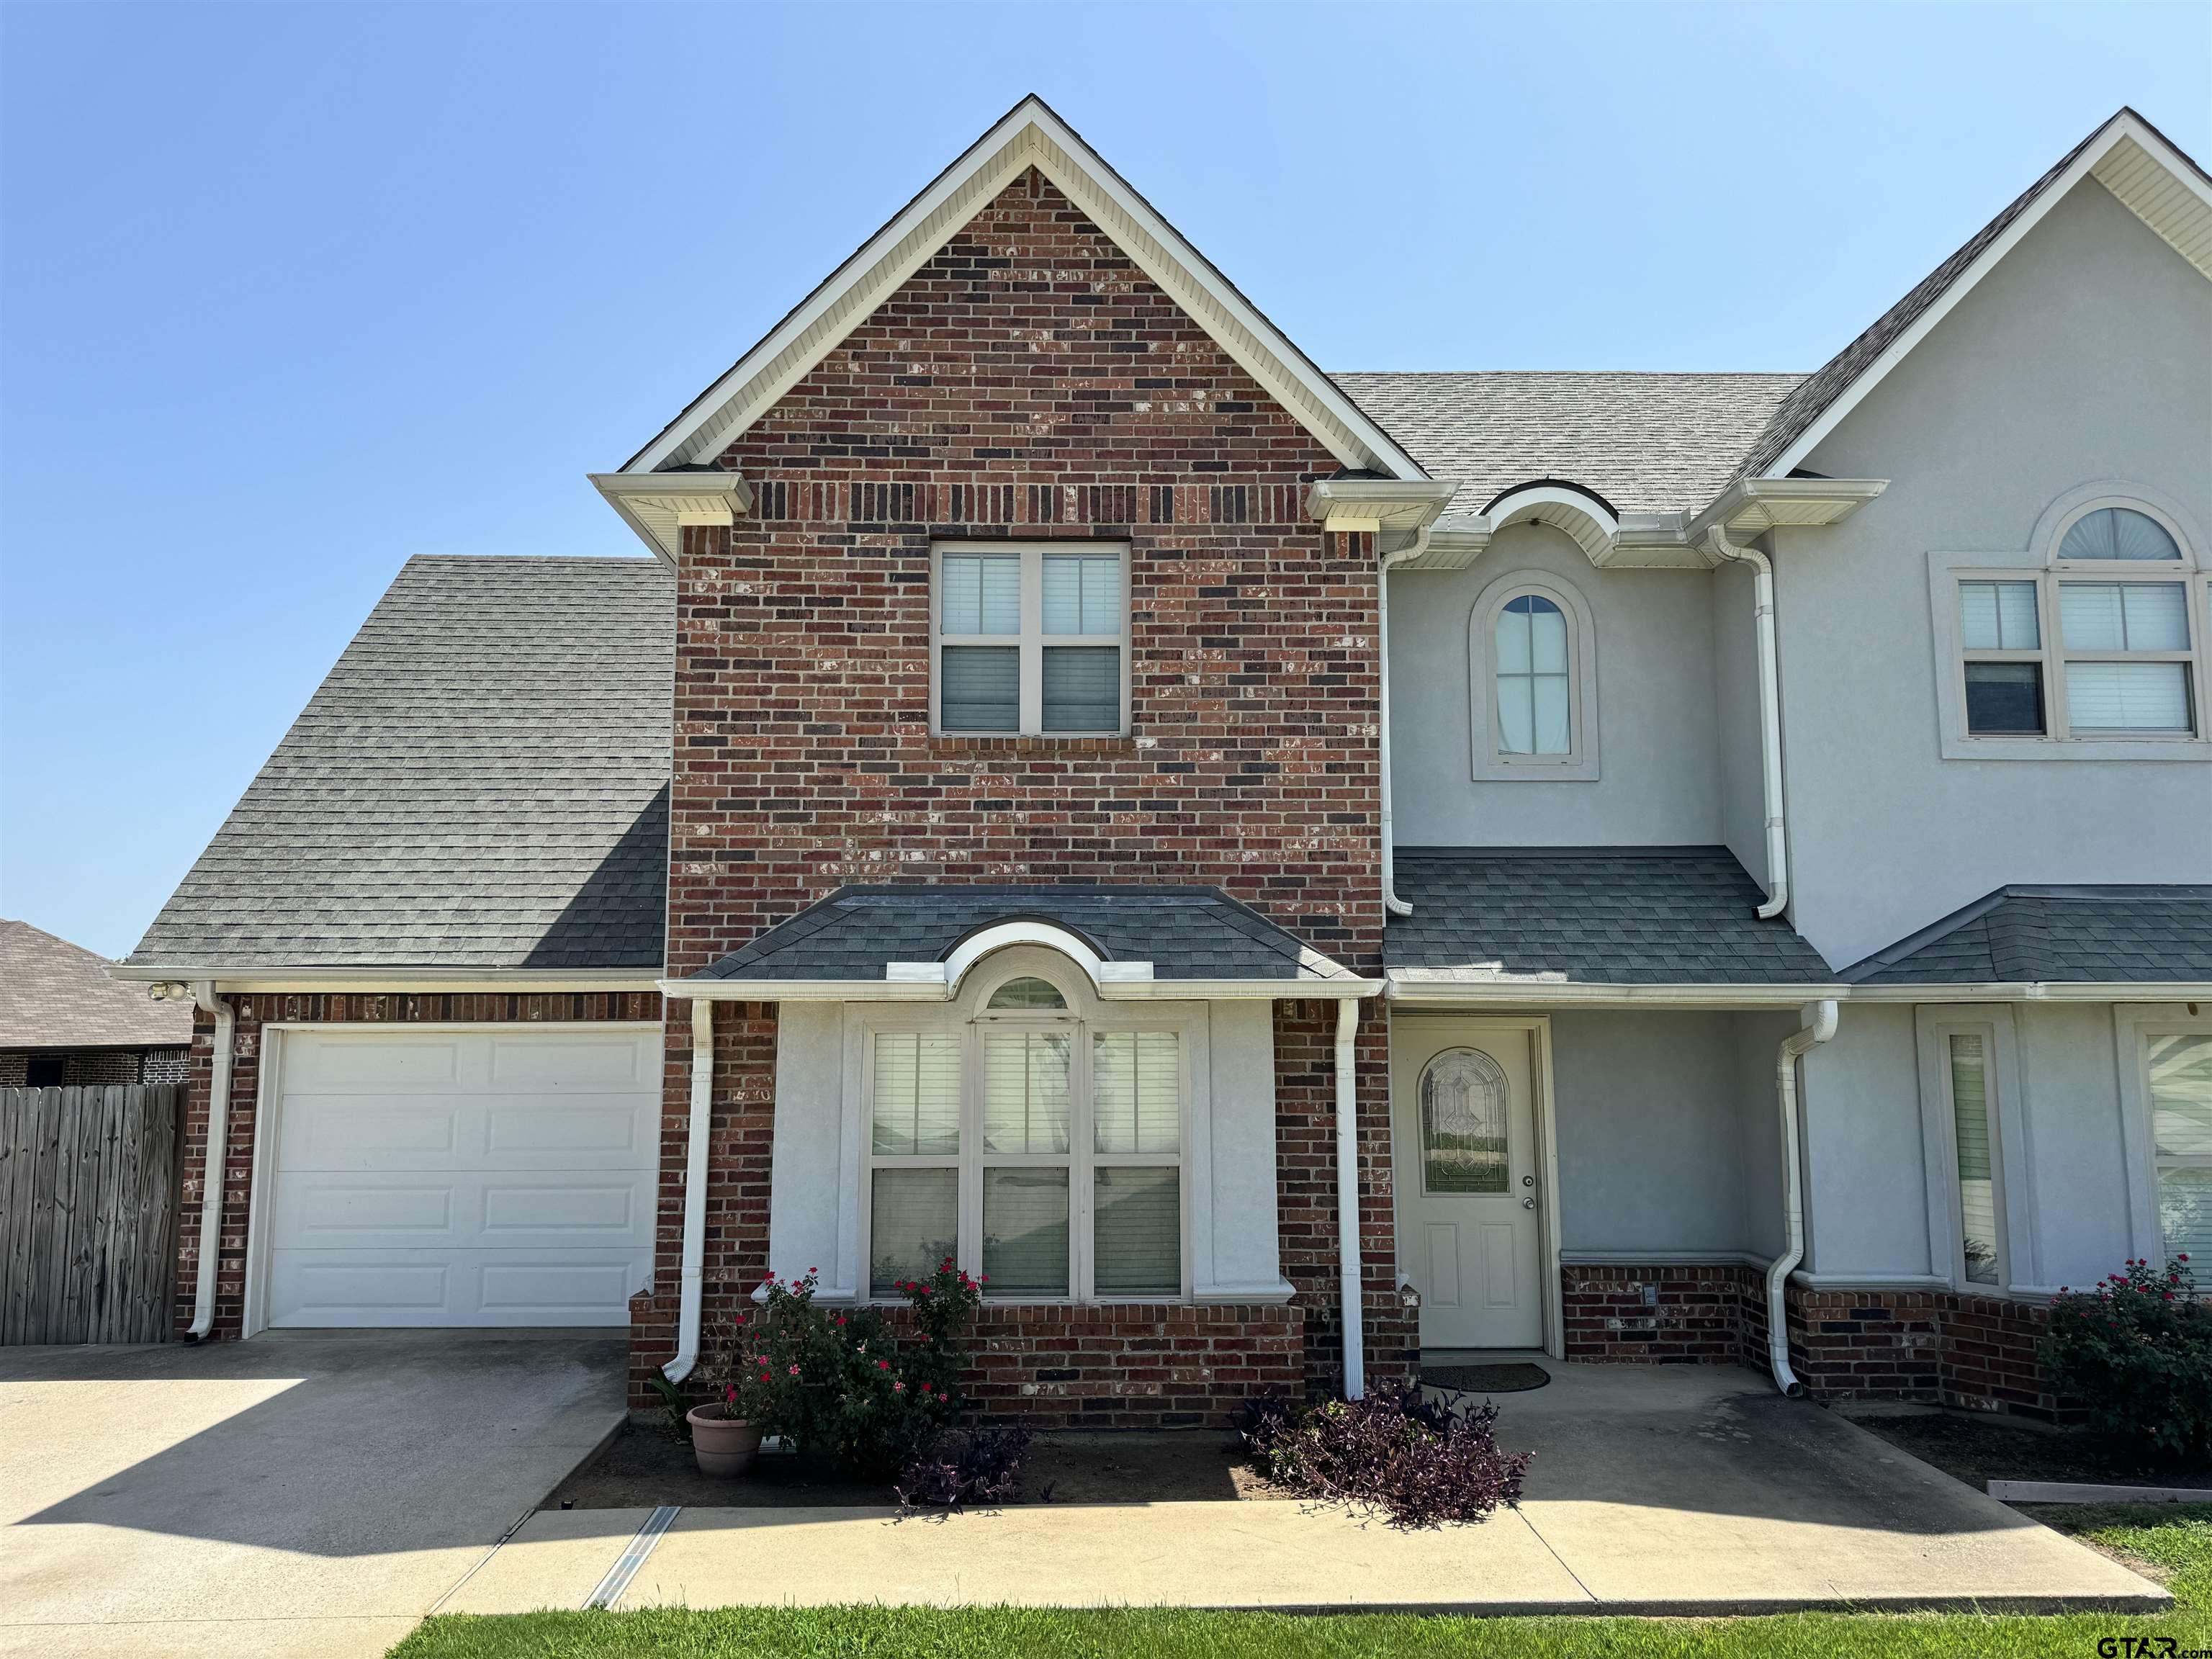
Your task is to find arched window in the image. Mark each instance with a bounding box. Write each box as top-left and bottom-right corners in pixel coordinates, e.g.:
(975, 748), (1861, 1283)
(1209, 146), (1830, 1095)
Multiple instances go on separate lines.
(1470, 573), (1600, 780)
(987, 976), (1066, 1010)
(1946, 488), (2208, 749)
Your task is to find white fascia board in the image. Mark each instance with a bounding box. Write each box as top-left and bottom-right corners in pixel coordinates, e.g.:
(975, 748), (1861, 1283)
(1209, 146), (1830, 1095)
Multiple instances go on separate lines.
(1386, 975), (1844, 1009)
(1845, 981), (2212, 1004)
(1100, 978), (1380, 1002)
(619, 96), (1428, 482)
(1763, 113), (2212, 481)
(590, 472), (754, 565)
(1685, 478), (1889, 548)
(1304, 479), (1457, 531)
(108, 964), (666, 994)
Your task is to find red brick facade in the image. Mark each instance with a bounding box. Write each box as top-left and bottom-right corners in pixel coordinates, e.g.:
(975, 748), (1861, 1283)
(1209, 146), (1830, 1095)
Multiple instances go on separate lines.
(1560, 1263), (2071, 1419)
(647, 166), (1401, 1416)
(175, 992), (661, 1341)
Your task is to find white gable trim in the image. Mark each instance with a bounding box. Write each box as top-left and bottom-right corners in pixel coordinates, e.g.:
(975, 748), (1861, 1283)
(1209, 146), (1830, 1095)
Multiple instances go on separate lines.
(621, 96), (1426, 482)
(1766, 113), (2212, 481)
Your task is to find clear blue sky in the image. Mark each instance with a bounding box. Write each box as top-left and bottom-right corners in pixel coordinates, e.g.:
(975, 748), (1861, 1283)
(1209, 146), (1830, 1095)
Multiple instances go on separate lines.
(4, 1), (2206, 958)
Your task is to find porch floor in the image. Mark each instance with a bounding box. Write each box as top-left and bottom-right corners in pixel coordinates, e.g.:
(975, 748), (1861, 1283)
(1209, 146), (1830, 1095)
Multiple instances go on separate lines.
(446, 1362), (2163, 1616)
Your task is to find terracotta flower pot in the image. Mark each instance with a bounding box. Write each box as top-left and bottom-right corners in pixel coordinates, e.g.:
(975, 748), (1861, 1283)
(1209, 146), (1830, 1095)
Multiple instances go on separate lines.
(687, 1406), (764, 1478)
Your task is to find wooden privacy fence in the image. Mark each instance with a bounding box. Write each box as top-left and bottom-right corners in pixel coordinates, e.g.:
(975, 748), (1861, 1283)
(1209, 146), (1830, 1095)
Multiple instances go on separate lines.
(1, 1085), (181, 1344)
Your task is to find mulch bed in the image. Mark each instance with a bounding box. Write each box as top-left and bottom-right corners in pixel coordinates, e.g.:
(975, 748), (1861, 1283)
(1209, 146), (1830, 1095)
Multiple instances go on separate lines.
(1846, 1406), (2212, 1491)
(545, 1419), (1287, 1510)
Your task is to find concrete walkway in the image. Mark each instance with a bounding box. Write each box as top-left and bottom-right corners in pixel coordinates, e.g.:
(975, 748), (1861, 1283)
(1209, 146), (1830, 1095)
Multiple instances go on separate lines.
(450, 1364), (2166, 1617)
(0, 1331), (627, 1659)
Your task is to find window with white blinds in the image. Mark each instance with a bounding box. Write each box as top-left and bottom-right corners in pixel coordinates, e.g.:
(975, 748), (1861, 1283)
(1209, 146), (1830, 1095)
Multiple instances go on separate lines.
(2148, 1032), (2212, 1265)
(1947, 1034), (2002, 1287)
(1945, 495), (2208, 748)
(863, 973), (1185, 1302)
(934, 544), (1129, 735)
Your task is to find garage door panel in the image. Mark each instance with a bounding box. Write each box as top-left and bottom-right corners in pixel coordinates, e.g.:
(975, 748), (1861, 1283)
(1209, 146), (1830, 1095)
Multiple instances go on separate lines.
(483, 1099), (649, 1159)
(280, 1098), (466, 1168)
(282, 1037), (466, 1091)
(488, 1037), (652, 1089)
(267, 1028), (662, 1328)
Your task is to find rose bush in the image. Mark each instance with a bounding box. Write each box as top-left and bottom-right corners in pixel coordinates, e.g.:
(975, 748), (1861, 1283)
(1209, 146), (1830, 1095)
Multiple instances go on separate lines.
(2043, 1253), (2211, 1467)
(710, 1259), (984, 1477)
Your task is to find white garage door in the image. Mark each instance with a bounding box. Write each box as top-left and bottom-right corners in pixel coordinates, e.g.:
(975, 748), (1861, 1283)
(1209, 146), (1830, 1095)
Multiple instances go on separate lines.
(266, 1028), (662, 1328)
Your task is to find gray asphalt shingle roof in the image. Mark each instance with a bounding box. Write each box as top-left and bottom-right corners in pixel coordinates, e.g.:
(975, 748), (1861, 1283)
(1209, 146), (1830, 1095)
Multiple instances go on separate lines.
(1331, 372), (1804, 516)
(126, 556), (672, 971)
(2, 920), (195, 1050)
(696, 886), (1361, 984)
(1385, 848), (1838, 986)
(1841, 886), (2212, 986)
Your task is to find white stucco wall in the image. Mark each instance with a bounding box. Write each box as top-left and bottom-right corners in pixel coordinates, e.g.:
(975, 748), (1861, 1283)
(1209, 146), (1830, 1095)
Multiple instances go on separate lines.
(1798, 1003), (1937, 1280)
(2013, 1001), (2136, 1288)
(1388, 523), (1727, 848)
(1778, 178), (2212, 968)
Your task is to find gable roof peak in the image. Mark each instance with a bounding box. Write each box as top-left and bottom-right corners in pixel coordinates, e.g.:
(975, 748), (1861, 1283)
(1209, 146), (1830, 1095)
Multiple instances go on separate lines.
(614, 96), (1425, 485)
(1735, 105), (2212, 484)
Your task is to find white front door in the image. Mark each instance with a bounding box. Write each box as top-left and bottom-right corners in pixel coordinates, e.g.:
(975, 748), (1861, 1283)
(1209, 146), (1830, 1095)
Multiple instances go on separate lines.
(1392, 1020), (1544, 1349)
(264, 1027), (661, 1328)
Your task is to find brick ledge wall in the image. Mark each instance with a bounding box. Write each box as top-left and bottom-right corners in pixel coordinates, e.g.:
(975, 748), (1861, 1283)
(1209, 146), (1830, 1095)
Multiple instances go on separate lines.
(1561, 1262), (2072, 1421)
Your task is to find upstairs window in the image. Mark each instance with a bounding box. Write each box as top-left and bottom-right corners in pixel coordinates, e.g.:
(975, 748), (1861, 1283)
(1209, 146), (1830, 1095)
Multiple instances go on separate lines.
(1495, 595), (1572, 755)
(1943, 492), (2209, 750)
(1470, 573), (1600, 781)
(934, 544), (1129, 736)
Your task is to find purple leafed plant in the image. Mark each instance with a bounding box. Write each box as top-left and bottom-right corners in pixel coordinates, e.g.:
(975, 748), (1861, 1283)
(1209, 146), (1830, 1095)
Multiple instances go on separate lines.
(1236, 1385), (1530, 1529)
(895, 1426), (1032, 1513)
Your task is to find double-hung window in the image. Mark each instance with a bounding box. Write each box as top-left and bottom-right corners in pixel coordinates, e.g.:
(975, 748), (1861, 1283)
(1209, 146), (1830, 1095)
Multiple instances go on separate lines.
(1947, 499), (2210, 747)
(934, 543), (1129, 735)
(863, 966), (1187, 1301)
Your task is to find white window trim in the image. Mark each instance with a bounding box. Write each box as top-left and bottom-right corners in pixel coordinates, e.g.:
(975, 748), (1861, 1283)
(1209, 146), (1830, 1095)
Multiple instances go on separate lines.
(2116, 1003), (2212, 1272)
(852, 945), (1199, 1305)
(931, 541), (1131, 737)
(1468, 570), (1601, 782)
(1914, 1007), (2030, 1293)
(1927, 547), (2212, 763)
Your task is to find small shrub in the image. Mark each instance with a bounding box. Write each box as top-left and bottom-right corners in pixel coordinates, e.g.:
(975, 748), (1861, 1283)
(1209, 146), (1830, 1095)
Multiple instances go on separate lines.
(707, 1259), (984, 1478)
(1236, 1385), (1530, 1529)
(2044, 1254), (2212, 1468)
(896, 1426), (1032, 1512)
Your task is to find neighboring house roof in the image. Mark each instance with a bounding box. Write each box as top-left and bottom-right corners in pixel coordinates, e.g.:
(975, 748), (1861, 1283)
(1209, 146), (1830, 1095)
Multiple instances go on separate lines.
(0, 920), (194, 1051)
(1737, 107), (2212, 482)
(695, 886), (1362, 985)
(1330, 372), (1803, 516)
(1385, 848), (1838, 986)
(618, 94), (1426, 483)
(1840, 886), (2212, 986)
(125, 557), (671, 973)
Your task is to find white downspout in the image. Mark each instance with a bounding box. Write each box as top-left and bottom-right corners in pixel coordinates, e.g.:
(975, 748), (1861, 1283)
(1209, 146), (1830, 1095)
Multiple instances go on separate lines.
(1704, 524), (1790, 920)
(1334, 996), (1366, 1399)
(662, 996), (714, 1386)
(183, 981), (233, 1342)
(1377, 522), (1433, 920)
(1765, 998), (1838, 1396)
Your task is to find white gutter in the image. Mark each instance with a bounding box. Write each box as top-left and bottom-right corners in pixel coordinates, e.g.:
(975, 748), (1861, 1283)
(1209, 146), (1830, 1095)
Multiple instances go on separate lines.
(1765, 999), (1838, 1396)
(1377, 521), (1434, 919)
(662, 997), (714, 1386)
(160, 981), (233, 1342)
(110, 964), (662, 993)
(1334, 997), (1366, 1400)
(662, 976), (1382, 1004)
(1703, 524), (1791, 920)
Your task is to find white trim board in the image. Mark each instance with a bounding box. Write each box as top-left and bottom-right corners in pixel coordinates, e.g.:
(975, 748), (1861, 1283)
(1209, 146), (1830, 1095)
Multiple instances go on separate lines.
(1766, 112), (2212, 481)
(617, 95), (1426, 482)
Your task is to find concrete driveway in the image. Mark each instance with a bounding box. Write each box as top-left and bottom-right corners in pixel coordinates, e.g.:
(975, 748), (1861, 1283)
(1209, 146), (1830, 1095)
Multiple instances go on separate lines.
(0, 1330), (626, 1659)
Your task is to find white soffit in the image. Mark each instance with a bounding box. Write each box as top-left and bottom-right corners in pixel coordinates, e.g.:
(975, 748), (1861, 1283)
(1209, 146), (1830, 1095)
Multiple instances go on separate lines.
(1766, 110), (2212, 480)
(620, 96), (1427, 482)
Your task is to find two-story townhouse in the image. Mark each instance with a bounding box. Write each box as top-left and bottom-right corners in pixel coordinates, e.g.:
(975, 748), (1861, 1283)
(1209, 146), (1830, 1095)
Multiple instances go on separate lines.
(117, 99), (2209, 1424)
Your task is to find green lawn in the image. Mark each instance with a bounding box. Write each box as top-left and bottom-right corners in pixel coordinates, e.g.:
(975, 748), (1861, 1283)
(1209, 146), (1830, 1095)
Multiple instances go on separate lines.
(390, 1506), (2212, 1659)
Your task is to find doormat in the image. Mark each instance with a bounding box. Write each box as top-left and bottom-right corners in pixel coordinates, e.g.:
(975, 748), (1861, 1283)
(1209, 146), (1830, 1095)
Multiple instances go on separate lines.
(1420, 1362), (1551, 1394)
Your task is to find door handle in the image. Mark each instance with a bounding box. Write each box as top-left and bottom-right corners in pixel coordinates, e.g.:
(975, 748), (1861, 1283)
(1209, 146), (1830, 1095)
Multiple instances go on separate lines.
(1521, 1196), (1537, 1210)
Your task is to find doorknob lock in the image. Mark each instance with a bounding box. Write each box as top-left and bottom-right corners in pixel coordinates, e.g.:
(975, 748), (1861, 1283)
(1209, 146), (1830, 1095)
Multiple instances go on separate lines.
(1521, 1195), (1537, 1210)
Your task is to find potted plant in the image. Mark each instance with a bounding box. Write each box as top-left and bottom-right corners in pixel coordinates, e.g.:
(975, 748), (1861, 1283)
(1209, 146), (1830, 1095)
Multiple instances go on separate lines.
(687, 1380), (765, 1478)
